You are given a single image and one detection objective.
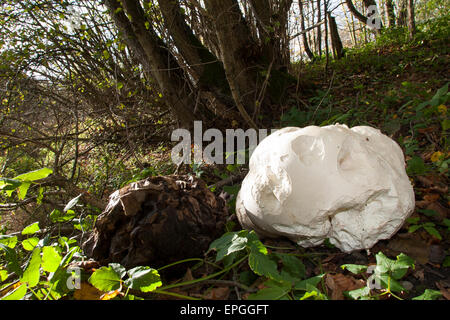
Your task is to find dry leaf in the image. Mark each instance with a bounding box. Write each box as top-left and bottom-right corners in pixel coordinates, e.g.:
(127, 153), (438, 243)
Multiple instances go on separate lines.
(204, 287), (230, 300)
(100, 289), (121, 300)
(325, 273), (364, 300)
(387, 233), (430, 264)
(423, 194), (440, 203)
(73, 282), (104, 300)
(435, 282), (450, 300)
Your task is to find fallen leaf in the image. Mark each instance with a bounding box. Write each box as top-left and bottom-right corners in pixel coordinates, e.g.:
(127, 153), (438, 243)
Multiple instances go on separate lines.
(73, 282), (104, 300)
(204, 287), (230, 300)
(325, 273), (364, 300)
(387, 233), (430, 264)
(413, 268), (425, 281)
(425, 202), (448, 222)
(435, 282), (450, 300)
(423, 194), (440, 203)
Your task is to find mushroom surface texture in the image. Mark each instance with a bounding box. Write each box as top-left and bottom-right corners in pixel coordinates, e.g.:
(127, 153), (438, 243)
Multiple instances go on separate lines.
(236, 124), (415, 252)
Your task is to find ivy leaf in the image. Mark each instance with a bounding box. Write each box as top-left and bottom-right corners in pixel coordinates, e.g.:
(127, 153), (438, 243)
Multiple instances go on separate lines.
(274, 253), (305, 281)
(248, 250), (280, 281)
(124, 266), (162, 292)
(413, 289), (442, 300)
(89, 265), (122, 291)
(21, 222), (40, 236)
(208, 230), (248, 262)
(21, 248), (42, 287)
(247, 286), (290, 300)
(423, 225), (442, 240)
(293, 274), (325, 291)
(344, 286), (371, 300)
(41, 246), (62, 273)
(341, 264), (368, 275)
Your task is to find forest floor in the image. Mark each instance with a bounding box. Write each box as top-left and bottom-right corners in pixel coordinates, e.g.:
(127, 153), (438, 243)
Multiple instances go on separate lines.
(163, 27), (450, 300)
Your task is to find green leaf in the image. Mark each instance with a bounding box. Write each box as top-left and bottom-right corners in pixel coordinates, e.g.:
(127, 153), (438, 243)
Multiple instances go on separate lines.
(49, 209), (76, 223)
(109, 263), (127, 279)
(247, 286), (290, 300)
(293, 274), (325, 291)
(14, 168), (52, 182)
(124, 266), (162, 292)
(341, 264), (368, 275)
(22, 237), (39, 251)
(423, 225), (442, 240)
(0, 235), (18, 248)
(408, 224), (422, 233)
(0, 178), (22, 191)
(248, 250), (280, 281)
(21, 248), (42, 287)
(274, 253), (305, 281)
(208, 231), (248, 262)
(89, 266), (122, 291)
(344, 286), (371, 300)
(407, 156), (426, 175)
(17, 182), (31, 200)
(41, 246), (62, 273)
(0, 283), (27, 300)
(0, 269), (7, 282)
(0, 244), (22, 276)
(102, 50), (110, 60)
(299, 289), (327, 300)
(413, 289), (442, 300)
(21, 222), (40, 236)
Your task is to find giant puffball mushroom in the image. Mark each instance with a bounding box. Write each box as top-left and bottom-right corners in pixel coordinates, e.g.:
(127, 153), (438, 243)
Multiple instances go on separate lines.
(236, 125), (415, 253)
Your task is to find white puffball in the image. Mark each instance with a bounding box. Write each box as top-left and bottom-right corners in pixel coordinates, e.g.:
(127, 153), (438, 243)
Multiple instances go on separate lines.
(236, 124), (415, 253)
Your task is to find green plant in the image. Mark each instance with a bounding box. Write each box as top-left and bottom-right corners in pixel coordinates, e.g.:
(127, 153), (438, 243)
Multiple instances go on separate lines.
(88, 263), (162, 300)
(407, 216), (443, 240)
(0, 222), (81, 300)
(208, 230), (328, 300)
(341, 252), (418, 300)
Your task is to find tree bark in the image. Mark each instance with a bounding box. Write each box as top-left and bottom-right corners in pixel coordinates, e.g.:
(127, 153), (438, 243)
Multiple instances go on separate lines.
(104, 0), (197, 129)
(299, 0), (315, 60)
(397, 0), (408, 26)
(328, 12), (344, 59)
(204, 0), (260, 128)
(407, 0), (416, 38)
(384, 0), (396, 28)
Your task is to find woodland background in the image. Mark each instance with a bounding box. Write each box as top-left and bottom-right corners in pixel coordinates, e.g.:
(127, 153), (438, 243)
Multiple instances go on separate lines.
(0, 0), (448, 300)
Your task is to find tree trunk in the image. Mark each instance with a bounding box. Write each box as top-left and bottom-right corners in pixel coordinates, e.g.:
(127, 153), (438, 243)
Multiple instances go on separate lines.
(397, 0), (408, 26)
(384, 0), (396, 28)
(317, 0), (322, 57)
(104, 0), (197, 129)
(407, 0), (416, 38)
(204, 0), (260, 128)
(156, 0), (233, 119)
(299, 0), (315, 60)
(328, 12), (344, 59)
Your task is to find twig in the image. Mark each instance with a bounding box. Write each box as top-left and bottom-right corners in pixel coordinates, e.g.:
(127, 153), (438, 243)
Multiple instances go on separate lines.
(209, 171), (247, 190)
